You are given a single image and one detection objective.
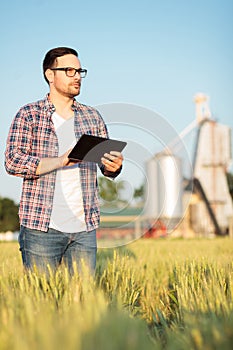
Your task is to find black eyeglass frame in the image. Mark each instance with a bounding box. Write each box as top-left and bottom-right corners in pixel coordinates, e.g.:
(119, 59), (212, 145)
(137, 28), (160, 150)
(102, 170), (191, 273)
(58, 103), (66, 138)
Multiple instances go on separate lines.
(50, 67), (87, 78)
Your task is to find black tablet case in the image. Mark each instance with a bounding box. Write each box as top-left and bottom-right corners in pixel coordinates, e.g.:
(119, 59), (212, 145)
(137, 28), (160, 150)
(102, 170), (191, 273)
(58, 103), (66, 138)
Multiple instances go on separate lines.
(68, 134), (127, 164)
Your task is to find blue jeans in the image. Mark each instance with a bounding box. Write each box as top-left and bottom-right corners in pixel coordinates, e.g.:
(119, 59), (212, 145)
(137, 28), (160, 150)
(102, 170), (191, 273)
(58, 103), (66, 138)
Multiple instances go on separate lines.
(18, 226), (97, 275)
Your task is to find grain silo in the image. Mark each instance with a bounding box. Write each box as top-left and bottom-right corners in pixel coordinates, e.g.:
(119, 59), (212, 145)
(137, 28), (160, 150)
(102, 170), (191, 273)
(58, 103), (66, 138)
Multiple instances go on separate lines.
(145, 153), (183, 231)
(144, 93), (233, 237)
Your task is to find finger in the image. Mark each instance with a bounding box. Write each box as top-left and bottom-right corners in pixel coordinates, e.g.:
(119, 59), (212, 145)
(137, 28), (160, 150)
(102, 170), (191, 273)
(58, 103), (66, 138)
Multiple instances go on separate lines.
(103, 153), (115, 162)
(103, 152), (123, 163)
(66, 148), (73, 156)
(101, 157), (121, 172)
(110, 151), (123, 159)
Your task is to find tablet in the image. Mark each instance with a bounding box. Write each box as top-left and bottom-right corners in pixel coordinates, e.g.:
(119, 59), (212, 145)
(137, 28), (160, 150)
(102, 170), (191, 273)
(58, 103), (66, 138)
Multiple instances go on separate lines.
(68, 134), (127, 164)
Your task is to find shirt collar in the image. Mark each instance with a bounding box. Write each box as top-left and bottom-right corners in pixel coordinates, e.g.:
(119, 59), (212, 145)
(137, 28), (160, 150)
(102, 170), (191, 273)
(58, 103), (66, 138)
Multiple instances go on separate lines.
(44, 94), (55, 113)
(71, 98), (80, 111)
(44, 94), (80, 113)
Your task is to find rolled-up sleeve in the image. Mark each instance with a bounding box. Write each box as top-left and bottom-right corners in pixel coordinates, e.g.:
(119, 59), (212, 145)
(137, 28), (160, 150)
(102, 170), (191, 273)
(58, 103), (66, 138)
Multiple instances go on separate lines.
(4, 110), (40, 179)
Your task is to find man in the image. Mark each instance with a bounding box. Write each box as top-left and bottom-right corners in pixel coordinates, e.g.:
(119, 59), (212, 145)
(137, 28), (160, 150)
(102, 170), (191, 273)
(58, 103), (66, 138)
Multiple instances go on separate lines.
(5, 47), (123, 274)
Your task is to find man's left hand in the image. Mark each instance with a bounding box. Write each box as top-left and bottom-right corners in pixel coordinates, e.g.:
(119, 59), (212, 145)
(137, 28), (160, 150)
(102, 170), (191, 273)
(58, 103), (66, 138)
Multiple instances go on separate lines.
(101, 151), (123, 173)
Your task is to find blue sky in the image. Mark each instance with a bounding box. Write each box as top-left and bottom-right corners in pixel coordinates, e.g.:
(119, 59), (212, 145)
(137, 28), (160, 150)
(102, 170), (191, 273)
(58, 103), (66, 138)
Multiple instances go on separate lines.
(1, 0), (233, 202)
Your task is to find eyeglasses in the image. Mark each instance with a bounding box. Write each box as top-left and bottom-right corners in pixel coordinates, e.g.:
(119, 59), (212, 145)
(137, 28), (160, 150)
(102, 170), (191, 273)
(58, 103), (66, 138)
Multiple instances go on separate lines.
(50, 67), (87, 78)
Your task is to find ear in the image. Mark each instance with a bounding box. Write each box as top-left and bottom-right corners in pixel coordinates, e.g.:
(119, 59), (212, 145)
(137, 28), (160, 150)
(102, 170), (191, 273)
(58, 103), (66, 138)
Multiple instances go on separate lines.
(45, 69), (54, 84)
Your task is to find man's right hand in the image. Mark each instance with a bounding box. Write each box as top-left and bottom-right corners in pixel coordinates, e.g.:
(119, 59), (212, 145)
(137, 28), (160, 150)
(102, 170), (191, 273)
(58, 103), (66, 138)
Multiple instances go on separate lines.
(36, 149), (80, 175)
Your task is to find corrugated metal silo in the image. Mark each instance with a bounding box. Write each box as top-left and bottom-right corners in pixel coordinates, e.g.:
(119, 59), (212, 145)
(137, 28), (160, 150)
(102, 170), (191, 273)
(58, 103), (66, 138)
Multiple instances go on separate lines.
(145, 153), (183, 220)
(157, 154), (183, 218)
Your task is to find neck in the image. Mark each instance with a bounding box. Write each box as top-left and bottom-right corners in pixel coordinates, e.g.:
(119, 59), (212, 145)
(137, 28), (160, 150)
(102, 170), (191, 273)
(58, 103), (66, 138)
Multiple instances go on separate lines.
(48, 92), (74, 120)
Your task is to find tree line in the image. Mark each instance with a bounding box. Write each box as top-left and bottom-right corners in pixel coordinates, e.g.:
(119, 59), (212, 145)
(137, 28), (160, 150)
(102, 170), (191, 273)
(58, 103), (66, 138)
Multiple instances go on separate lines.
(0, 197), (20, 232)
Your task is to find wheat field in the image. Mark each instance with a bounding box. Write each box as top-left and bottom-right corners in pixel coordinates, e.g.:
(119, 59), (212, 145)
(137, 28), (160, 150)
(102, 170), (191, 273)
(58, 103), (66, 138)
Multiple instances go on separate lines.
(0, 238), (232, 350)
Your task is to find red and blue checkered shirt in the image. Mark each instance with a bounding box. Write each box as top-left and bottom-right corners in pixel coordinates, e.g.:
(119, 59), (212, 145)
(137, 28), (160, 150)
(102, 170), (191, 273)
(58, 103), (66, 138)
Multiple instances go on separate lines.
(5, 95), (119, 232)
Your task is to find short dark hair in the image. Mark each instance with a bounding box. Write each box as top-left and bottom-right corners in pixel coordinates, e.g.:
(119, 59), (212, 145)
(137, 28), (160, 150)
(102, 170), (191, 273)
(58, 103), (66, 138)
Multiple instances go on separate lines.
(43, 47), (78, 84)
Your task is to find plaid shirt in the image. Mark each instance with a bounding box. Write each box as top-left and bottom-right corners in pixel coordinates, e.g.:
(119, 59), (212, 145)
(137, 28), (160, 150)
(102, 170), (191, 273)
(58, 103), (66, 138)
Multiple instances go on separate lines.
(5, 95), (119, 232)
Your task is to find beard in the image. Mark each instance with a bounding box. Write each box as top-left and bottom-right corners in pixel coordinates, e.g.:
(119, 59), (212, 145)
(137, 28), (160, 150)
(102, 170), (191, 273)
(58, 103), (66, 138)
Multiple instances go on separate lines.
(67, 82), (81, 98)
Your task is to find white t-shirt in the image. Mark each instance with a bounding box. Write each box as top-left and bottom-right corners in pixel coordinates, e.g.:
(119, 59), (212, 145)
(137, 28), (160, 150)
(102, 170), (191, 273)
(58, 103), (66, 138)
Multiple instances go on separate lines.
(49, 112), (86, 233)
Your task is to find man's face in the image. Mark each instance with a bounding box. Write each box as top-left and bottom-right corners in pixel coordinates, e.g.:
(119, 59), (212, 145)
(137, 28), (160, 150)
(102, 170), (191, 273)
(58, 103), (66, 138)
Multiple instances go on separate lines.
(50, 54), (82, 98)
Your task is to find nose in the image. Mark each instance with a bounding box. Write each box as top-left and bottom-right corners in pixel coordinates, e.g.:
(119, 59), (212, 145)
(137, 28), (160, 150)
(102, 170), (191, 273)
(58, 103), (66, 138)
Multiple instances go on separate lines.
(74, 72), (81, 80)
